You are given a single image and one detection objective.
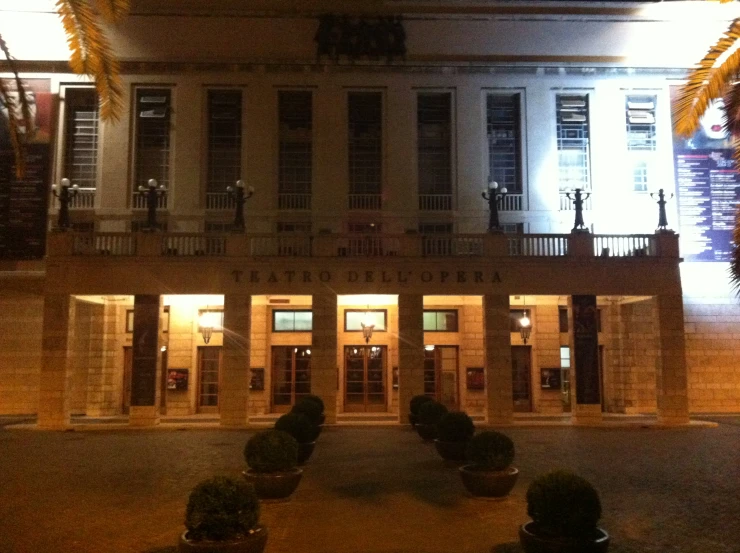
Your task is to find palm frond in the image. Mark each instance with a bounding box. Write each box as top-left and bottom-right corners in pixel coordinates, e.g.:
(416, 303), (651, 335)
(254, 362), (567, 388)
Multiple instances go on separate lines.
(56, 0), (124, 121)
(673, 18), (740, 138)
(0, 33), (35, 178)
(731, 203), (740, 294)
(92, 0), (129, 23)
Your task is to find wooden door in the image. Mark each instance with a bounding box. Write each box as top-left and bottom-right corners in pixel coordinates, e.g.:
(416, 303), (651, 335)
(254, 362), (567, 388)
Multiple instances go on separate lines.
(271, 346), (312, 412)
(197, 346), (222, 414)
(511, 345), (532, 412)
(344, 346), (387, 412)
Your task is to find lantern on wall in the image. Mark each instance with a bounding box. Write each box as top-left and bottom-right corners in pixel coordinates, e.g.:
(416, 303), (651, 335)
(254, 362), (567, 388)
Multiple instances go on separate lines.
(360, 309), (375, 344)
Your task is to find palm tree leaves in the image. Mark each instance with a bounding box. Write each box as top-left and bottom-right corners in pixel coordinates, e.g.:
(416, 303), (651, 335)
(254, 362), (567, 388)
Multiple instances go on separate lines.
(0, 33), (34, 178)
(672, 18), (740, 139)
(55, 0), (129, 121)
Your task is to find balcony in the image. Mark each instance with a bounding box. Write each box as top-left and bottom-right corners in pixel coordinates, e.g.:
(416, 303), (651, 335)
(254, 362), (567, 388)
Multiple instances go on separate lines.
(348, 194), (382, 210)
(132, 193), (168, 210)
(206, 192), (235, 211)
(52, 231), (675, 260)
(278, 193), (312, 210)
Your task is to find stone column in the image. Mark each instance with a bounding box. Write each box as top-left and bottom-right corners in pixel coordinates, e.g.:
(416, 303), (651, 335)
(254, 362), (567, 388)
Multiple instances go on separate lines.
(398, 294), (424, 423)
(483, 295), (513, 424)
(37, 294), (75, 429)
(653, 295), (690, 424)
(312, 293), (338, 424)
(571, 295), (602, 424)
(129, 295), (162, 426)
(220, 294), (251, 427)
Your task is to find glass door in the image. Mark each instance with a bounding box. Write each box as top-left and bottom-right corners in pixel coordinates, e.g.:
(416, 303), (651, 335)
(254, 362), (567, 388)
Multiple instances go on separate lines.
(344, 346), (387, 412)
(197, 346), (221, 413)
(423, 346), (459, 410)
(271, 346), (312, 412)
(511, 345), (532, 412)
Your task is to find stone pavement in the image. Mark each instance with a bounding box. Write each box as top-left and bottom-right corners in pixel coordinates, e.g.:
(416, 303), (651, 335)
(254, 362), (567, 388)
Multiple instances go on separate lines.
(0, 420), (738, 553)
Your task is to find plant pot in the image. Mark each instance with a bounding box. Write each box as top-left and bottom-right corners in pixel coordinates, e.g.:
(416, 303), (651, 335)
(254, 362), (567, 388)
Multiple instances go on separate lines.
(297, 441), (316, 465)
(179, 525), (268, 553)
(458, 465), (519, 498)
(242, 469), (303, 500)
(434, 439), (469, 462)
(519, 521), (610, 553)
(408, 413), (418, 427)
(415, 423), (437, 441)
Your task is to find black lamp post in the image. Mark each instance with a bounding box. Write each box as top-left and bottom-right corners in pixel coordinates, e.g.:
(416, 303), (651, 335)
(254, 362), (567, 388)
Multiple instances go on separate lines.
(51, 178), (79, 231)
(482, 179), (508, 232)
(138, 178), (167, 231)
(650, 188), (674, 233)
(565, 188), (591, 232)
(226, 179), (254, 232)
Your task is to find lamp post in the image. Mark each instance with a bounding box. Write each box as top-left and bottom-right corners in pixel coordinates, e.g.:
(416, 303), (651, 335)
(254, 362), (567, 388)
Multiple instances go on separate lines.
(138, 178), (167, 231)
(481, 179), (508, 232)
(226, 179), (254, 232)
(51, 178), (79, 230)
(565, 188), (591, 232)
(650, 188), (674, 233)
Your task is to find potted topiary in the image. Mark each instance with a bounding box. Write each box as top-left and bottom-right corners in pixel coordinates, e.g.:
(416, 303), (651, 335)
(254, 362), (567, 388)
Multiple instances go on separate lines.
(291, 397), (324, 430)
(274, 412), (320, 465)
(459, 430), (519, 498)
(179, 476), (267, 553)
(434, 411), (475, 462)
(408, 394), (433, 427)
(302, 394), (326, 425)
(415, 400), (448, 441)
(519, 470), (610, 553)
(243, 429), (302, 500)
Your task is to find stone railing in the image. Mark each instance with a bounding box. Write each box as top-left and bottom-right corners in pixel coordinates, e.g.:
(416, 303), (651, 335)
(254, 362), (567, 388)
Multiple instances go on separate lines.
(50, 231), (678, 260)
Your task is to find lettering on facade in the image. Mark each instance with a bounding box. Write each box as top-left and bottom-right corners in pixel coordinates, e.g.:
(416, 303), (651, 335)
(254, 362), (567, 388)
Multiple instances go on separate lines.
(315, 14), (406, 62)
(230, 269), (502, 286)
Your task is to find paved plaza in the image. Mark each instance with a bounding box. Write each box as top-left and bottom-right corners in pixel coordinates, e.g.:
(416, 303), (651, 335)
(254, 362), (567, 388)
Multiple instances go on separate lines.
(0, 419), (738, 553)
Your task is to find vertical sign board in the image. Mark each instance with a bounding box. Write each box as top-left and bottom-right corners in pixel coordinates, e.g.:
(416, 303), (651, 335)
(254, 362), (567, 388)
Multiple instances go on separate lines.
(572, 295), (600, 405)
(131, 295), (160, 406)
(0, 79), (53, 259)
(671, 87), (739, 261)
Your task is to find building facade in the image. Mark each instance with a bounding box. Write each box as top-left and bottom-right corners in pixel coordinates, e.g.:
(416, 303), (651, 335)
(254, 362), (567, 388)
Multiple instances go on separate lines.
(1, 0), (738, 428)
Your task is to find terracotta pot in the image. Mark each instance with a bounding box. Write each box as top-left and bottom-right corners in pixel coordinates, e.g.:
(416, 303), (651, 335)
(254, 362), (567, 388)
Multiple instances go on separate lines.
(519, 522), (610, 553)
(434, 439), (469, 462)
(297, 441), (316, 465)
(242, 469), (303, 500)
(458, 465), (519, 498)
(415, 423), (438, 441)
(179, 525), (268, 553)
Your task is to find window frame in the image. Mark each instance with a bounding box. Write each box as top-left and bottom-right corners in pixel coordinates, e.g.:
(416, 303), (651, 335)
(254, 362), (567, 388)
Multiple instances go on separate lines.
(198, 309), (224, 333)
(133, 87), (173, 193)
(272, 309), (314, 332)
(423, 309), (459, 332)
(344, 309), (387, 332)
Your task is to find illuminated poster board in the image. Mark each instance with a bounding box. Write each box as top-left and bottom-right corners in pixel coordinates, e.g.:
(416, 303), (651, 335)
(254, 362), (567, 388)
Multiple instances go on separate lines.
(671, 87), (739, 262)
(0, 78), (53, 259)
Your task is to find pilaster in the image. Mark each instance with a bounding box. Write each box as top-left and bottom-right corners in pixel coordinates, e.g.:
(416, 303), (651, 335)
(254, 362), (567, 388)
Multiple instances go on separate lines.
(312, 293), (338, 423)
(483, 294), (513, 424)
(398, 294), (425, 422)
(654, 294), (690, 424)
(220, 294), (252, 427)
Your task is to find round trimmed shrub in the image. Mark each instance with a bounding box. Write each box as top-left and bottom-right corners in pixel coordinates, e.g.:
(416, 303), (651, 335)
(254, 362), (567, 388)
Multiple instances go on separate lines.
(465, 430), (514, 470)
(409, 394), (434, 415)
(275, 412), (319, 444)
(184, 476), (260, 541)
(244, 430), (298, 473)
(417, 400), (448, 425)
(526, 470), (602, 539)
(436, 411), (475, 442)
(291, 398), (323, 426)
(302, 394), (325, 414)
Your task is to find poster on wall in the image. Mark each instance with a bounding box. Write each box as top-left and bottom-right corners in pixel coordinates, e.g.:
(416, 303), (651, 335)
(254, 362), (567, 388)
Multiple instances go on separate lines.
(0, 78), (53, 259)
(671, 87), (739, 262)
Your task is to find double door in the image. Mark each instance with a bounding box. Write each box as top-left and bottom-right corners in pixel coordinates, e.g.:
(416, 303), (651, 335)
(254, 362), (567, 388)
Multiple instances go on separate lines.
(271, 346), (311, 412)
(423, 346), (459, 411)
(344, 345), (386, 412)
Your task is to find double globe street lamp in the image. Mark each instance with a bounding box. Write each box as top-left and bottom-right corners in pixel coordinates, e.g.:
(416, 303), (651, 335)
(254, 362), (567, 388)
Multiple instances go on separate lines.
(482, 179), (508, 232)
(138, 178), (167, 231)
(51, 178), (79, 230)
(226, 179), (255, 232)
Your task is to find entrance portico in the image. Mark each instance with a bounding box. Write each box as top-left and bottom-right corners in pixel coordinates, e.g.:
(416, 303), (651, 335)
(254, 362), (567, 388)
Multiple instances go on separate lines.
(37, 231), (690, 428)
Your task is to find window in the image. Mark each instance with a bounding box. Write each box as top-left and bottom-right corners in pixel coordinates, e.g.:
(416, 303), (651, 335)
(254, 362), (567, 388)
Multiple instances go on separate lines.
(207, 90), (242, 193)
(134, 88), (172, 192)
(348, 92), (382, 207)
(487, 93), (522, 195)
(625, 94), (657, 192)
(423, 310), (458, 332)
(64, 88), (98, 199)
(198, 309), (224, 332)
(556, 94), (591, 194)
(278, 90), (312, 210)
(417, 92), (452, 210)
(273, 310), (313, 332)
(345, 310), (387, 332)
(559, 308), (568, 332)
(560, 346), (571, 369)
